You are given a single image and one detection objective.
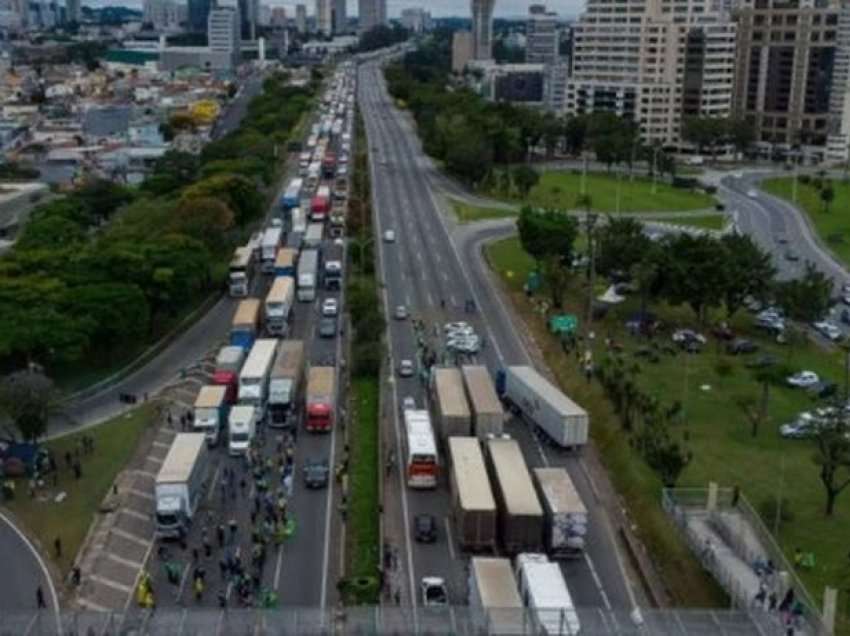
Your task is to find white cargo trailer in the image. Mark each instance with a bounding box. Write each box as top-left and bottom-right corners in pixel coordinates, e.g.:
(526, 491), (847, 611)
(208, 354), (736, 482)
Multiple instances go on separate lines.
(515, 553), (580, 635)
(461, 365), (504, 439)
(532, 467), (588, 558)
(468, 557), (524, 635)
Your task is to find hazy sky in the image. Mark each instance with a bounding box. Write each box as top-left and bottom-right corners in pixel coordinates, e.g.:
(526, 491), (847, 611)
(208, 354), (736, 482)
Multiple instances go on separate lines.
(87, 0), (581, 19)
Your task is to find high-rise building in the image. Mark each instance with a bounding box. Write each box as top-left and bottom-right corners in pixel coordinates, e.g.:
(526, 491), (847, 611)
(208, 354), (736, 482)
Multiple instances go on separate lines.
(238, 0), (258, 39)
(452, 30), (474, 73)
(358, 0), (385, 35)
(316, 0), (331, 35)
(471, 0), (495, 60)
(827, 3), (850, 160)
(332, 0), (346, 34)
(208, 4), (240, 68)
(295, 3), (307, 32)
(270, 6), (286, 27)
(188, 0), (210, 32)
(400, 7), (430, 33)
(143, 0), (182, 30)
(526, 4), (558, 64)
(65, 0), (78, 22)
(567, 0), (736, 146)
(733, 0), (840, 151)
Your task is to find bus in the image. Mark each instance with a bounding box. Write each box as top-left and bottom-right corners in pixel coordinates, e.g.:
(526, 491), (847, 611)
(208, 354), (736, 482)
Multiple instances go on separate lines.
(228, 246), (252, 298)
(282, 178), (303, 210)
(404, 409), (438, 489)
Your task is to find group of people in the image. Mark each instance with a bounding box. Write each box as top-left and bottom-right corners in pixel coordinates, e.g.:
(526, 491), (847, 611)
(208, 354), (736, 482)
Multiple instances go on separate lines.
(751, 558), (806, 635)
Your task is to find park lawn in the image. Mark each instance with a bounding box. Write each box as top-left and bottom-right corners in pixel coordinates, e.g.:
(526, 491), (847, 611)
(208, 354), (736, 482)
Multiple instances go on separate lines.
(492, 171), (715, 213)
(451, 200), (517, 224)
(4, 405), (155, 576)
(645, 213), (727, 231)
(762, 177), (850, 269)
(347, 376), (380, 602)
(485, 236), (850, 615)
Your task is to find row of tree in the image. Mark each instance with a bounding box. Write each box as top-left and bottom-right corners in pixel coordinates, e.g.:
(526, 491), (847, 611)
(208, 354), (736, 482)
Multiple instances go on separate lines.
(0, 73), (316, 374)
(356, 24), (409, 53)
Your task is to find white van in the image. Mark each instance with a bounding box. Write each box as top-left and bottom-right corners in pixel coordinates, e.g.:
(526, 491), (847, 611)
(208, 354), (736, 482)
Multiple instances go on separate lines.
(228, 405), (257, 456)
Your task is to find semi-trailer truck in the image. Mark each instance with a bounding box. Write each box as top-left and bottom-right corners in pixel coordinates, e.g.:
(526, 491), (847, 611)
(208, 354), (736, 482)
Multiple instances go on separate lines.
(238, 339), (277, 416)
(532, 468), (588, 558)
(304, 222), (324, 249)
(310, 186), (331, 222)
(306, 366), (335, 432)
(496, 366), (589, 448)
(264, 276), (294, 336)
(193, 385), (229, 447)
(228, 246), (252, 297)
(155, 434), (211, 539)
(230, 299), (261, 351)
(260, 226), (284, 274)
(213, 345), (245, 403)
(274, 248), (297, 278)
(485, 436), (544, 554)
(432, 368), (471, 438)
(448, 437), (497, 552)
(468, 557), (524, 635)
(228, 405), (257, 456)
(515, 553), (580, 635)
(268, 340), (304, 429)
(297, 249), (319, 302)
(461, 365), (504, 439)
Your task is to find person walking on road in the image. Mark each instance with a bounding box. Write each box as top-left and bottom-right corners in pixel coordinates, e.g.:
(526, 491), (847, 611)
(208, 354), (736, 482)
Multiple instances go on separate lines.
(36, 586), (46, 609)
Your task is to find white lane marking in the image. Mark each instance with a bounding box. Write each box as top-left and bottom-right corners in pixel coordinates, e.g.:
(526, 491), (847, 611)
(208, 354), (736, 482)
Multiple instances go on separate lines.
(584, 552), (613, 610)
(177, 561), (192, 601)
(274, 546), (284, 591)
(206, 463), (221, 504)
(121, 508), (151, 523)
(0, 510), (60, 631)
(89, 573), (133, 594)
(425, 290), (433, 306)
(127, 488), (154, 501)
(111, 527), (149, 547)
(106, 552), (144, 569)
(443, 517), (456, 561)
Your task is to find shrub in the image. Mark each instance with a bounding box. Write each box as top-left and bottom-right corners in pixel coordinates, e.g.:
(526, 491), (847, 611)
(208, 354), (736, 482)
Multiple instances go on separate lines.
(758, 496), (795, 525)
(714, 359), (735, 377)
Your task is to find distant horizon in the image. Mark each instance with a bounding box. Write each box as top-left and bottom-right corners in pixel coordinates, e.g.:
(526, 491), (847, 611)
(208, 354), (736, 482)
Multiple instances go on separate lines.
(82, 0), (580, 19)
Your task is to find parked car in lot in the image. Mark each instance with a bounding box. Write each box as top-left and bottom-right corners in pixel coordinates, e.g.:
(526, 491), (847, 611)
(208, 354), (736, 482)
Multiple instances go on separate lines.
(413, 514), (437, 543)
(813, 320), (842, 341)
(787, 370), (820, 388)
(727, 338), (758, 355)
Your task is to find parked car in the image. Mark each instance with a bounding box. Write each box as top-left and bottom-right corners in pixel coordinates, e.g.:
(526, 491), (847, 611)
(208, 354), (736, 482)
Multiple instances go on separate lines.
(413, 513), (437, 543)
(813, 320), (842, 341)
(808, 381), (838, 400)
(787, 371), (820, 388)
(727, 338), (758, 355)
(747, 189), (759, 198)
(672, 329), (707, 345)
(303, 458), (330, 488)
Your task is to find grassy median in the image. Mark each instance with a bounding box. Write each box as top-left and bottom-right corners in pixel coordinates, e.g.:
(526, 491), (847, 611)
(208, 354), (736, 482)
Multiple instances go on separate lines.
(485, 236), (850, 615)
(3, 405), (154, 576)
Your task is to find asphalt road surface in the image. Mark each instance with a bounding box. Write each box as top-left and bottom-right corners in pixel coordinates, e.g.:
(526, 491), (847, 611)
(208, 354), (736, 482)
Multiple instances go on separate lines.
(358, 60), (634, 612)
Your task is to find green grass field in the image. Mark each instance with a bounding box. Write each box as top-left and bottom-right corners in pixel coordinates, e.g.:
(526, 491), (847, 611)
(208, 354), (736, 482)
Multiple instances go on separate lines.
(762, 177), (850, 269)
(489, 171), (715, 213)
(485, 237), (850, 616)
(4, 405), (154, 575)
(451, 200), (517, 224)
(346, 376), (380, 603)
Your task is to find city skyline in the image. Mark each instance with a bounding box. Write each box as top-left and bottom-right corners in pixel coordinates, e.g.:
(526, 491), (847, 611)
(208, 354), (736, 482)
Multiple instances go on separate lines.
(80, 0), (580, 18)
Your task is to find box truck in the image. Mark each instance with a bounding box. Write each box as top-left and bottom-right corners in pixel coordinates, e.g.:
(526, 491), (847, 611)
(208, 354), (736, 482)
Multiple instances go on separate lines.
(213, 345), (245, 403)
(238, 339), (277, 416)
(228, 405), (257, 456)
(274, 248), (297, 278)
(260, 226), (284, 274)
(448, 437), (497, 552)
(306, 366), (335, 432)
(432, 367), (471, 438)
(468, 557), (525, 635)
(155, 434), (211, 539)
(193, 385), (229, 447)
(461, 365), (504, 439)
(264, 276), (294, 336)
(281, 177), (303, 210)
(230, 299), (261, 351)
(297, 249), (319, 302)
(268, 340), (305, 429)
(515, 553), (580, 635)
(304, 222), (324, 249)
(496, 366), (589, 448)
(228, 246), (252, 297)
(485, 436), (543, 554)
(532, 468), (588, 558)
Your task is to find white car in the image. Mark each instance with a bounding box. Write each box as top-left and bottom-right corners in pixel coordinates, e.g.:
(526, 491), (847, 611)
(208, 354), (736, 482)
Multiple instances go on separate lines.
(383, 230), (396, 243)
(321, 298), (339, 317)
(394, 305), (408, 320)
(402, 396), (416, 411)
(747, 189), (759, 198)
(787, 371), (820, 388)
(447, 335), (481, 354)
(671, 329), (707, 345)
(398, 359), (414, 377)
(813, 320), (842, 341)
(421, 577), (448, 607)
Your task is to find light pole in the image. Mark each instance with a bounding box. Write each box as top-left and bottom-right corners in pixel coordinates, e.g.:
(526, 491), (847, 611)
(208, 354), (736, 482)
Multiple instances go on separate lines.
(651, 146), (659, 196)
(580, 153), (588, 196)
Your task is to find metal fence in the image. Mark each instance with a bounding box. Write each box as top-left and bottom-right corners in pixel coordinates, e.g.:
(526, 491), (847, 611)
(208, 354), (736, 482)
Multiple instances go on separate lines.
(662, 487), (826, 635)
(0, 607), (770, 636)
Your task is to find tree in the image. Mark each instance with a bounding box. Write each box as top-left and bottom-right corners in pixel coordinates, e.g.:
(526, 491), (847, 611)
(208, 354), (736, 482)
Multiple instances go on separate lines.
(719, 233), (775, 318)
(811, 411), (850, 516)
(169, 197), (234, 252)
(659, 234), (727, 322)
(512, 165), (540, 197)
(681, 116), (727, 160)
(181, 174), (262, 226)
(0, 369), (61, 441)
(596, 217), (652, 276)
(63, 283), (150, 356)
(541, 254), (570, 308)
(727, 118), (755, 158)
(778, 263), (832, 322)
(516, 206), (579, 266)
(821, 185), (835, 213)
(169, 111), (196, 133)
(563, 116), (587, 155)
(444, 124), (492, 184)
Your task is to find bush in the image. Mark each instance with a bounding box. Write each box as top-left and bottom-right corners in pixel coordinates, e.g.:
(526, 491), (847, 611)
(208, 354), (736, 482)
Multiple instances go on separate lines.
(714, 359), (735, 377)
(758, 496), (795, 525)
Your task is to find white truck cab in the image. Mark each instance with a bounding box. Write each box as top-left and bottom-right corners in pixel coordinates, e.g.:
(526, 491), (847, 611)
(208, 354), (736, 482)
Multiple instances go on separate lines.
(228, 405), (257, 456)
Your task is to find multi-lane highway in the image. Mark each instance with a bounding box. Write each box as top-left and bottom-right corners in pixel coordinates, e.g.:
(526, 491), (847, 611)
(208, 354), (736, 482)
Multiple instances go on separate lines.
(358, 60), (635, 611)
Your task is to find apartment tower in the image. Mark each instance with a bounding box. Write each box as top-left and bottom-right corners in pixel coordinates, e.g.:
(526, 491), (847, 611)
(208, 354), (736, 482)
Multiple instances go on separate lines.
(295, 3), (307, 32)
(316, 0), (332, 35)
(358, 0), (386, 34)
(527, 4), (559, 64)
(471, 0), (496, 60)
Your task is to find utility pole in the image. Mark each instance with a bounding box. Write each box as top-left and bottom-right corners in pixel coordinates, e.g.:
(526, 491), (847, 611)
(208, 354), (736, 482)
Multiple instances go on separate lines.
(585, 211), (598, 329)
(652, 146), (659, 195)
(580, 154), (588, 196)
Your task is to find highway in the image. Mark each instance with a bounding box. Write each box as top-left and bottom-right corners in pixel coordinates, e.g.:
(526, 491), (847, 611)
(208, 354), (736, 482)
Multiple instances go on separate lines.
(358, 60), (635, 611)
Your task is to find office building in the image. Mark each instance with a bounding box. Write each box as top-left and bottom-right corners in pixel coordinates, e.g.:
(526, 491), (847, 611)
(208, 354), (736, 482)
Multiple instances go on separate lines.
(238, 0), (258, 39)
(65, 0), (78, 22)
(567, 0), (737, 146)
(316, 0), (331, 35)
(270, 6), (286, 27)
(526, 4), (558, 64)
(143, 0), (182, 30)
(208, 4), (240, 70)
(452, 30), (474, 73)
(401, 7), (430, 33)
(332, 0), (346, 34)
(188, 0), (210, 32)
(295, 3), (307, 32)
(544, 62), (569, 113)
(733, 0), (841, 153)
(358, 0), (385, 35)
(471, 0), (495, 60)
